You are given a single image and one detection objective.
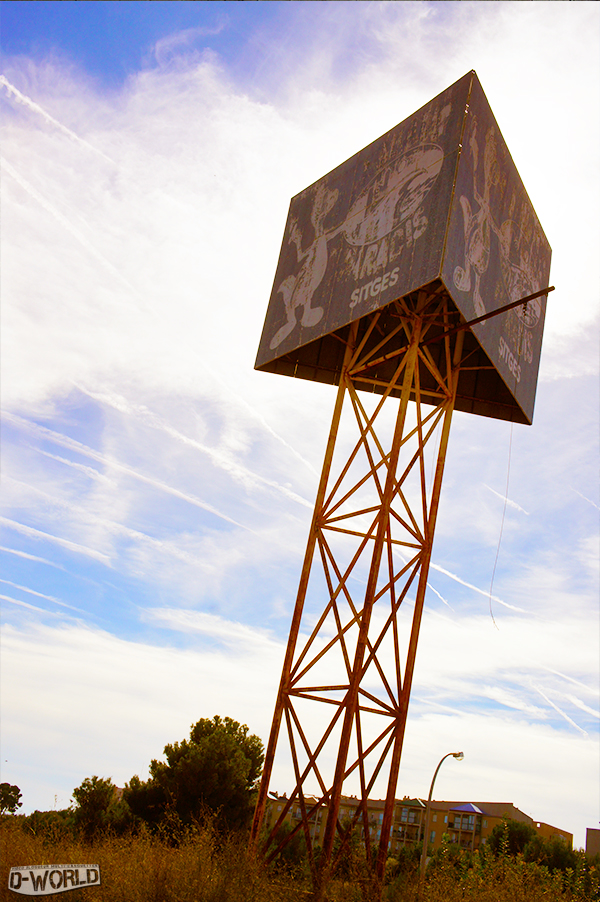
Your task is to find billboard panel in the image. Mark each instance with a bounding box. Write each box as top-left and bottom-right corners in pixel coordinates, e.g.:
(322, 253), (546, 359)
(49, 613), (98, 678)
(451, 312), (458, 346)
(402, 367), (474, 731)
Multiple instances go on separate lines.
(255, 73), (471, 368)
(256, 71), (551, 424)
(441, 76), (552, 422)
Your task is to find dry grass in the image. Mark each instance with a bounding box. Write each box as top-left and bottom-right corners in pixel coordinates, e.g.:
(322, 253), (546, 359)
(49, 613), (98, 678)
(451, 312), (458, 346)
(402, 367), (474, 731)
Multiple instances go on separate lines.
(384, 847), (599, 902)
(0, 819), (303, 902)
(1, 818), (597, 902)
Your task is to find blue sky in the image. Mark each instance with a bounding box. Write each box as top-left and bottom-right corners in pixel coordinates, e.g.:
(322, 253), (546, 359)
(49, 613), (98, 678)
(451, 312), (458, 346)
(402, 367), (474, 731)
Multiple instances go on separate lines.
(1, 2), (289, 90)
(1, 1), (598, 848)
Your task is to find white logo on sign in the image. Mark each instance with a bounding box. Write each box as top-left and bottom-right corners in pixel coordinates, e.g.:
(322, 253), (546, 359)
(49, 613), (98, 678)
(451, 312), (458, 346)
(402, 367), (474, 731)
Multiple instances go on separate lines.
(8, 865), (100, 896)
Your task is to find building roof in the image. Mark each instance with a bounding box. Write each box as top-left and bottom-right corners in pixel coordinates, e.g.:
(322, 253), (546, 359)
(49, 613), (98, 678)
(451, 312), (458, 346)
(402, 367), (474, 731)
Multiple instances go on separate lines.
(427, 801), (534, 824)
(450, 803), (483, 814)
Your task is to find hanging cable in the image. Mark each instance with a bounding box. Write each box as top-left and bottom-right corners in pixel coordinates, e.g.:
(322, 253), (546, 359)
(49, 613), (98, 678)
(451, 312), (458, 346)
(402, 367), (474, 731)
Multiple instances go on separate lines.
(488, 422), (514, 629)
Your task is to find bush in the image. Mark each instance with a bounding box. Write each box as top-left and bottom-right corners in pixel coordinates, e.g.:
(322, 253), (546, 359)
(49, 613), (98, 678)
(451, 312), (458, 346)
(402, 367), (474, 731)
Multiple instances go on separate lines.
(72, 776), (133, 838)
(488, 818), (537, 856)
(125, 716), (264, 833)
(0, 783), (22, 815)
(19, 808), (75, 842)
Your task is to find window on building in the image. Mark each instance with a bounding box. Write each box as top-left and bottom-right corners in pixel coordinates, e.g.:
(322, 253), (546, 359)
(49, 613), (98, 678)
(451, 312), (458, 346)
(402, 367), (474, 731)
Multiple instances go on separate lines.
(433, 814), (437, 822)
(444, 815), (448, 824)
(401, 808), (408, 823)
(430, 831), (436, 842)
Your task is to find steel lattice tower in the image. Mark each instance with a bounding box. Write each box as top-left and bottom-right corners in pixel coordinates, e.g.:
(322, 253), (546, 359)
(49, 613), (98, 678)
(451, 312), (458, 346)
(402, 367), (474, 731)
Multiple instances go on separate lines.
(249, 71), (551, 891)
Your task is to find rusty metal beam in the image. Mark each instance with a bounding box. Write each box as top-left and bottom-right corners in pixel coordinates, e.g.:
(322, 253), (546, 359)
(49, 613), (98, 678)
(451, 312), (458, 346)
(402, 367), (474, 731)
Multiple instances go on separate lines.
(250, 288), (474, 894)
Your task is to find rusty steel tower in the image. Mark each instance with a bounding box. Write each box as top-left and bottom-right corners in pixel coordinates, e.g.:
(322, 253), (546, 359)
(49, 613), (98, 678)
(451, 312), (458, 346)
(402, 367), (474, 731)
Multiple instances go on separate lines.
(250, 71), (552, 886)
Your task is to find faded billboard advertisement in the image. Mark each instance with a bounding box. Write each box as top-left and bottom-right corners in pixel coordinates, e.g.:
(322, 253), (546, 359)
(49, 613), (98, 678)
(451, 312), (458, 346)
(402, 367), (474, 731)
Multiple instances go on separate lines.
(442, 76), (551, 423)
(255, 71), (551, 424)
(255, 72), (472, 368)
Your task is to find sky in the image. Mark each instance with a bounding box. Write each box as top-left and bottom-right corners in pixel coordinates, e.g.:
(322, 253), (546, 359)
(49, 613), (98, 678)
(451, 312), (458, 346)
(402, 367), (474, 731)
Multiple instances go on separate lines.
(0, 0), (598, 850)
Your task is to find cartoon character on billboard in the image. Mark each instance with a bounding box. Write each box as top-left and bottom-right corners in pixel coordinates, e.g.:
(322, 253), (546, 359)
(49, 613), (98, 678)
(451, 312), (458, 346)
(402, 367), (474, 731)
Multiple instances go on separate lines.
(269, 184), (338, 350)
(497, 219), (541, 328)
(269, 144), (444, 350)
(341, 144), (444, 249)
(453, 118), (544, 331)
(453, 119), (503, 319)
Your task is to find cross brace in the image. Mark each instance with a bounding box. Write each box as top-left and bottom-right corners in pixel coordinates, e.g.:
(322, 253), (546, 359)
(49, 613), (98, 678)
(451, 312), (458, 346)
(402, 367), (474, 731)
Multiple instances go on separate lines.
(250, 286), (470, 888)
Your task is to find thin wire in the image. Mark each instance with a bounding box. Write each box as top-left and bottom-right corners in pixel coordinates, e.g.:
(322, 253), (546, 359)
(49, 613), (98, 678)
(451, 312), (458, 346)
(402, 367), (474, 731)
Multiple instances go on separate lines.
(489, 422), (513, 630)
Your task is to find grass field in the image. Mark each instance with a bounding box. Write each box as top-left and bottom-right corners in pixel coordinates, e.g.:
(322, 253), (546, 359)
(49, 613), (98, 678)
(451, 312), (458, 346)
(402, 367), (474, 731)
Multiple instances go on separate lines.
(2, 816), (597, 901)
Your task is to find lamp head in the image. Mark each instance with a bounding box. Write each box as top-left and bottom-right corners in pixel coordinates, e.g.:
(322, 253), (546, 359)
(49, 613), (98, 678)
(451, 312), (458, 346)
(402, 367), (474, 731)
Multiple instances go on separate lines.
(453, 752), (464, 760)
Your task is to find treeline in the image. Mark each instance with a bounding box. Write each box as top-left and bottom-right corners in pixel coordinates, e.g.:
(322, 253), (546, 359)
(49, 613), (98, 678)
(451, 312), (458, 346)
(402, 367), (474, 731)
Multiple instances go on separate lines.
(2, 715), (599, 900)
(414, 822), (600, 900)
(17, 715), (264, 840)
(2, 814), (599, 901)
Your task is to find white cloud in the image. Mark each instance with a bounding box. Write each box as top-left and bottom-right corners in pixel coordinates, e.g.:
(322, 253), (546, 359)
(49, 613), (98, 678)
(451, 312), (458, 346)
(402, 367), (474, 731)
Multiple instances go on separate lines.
(0, 516), (111, 565)
(2, 617), (597, 846)
(0, 75), (115, 162)
(0, 620), (282, 801)
(153, 24), (228, 69)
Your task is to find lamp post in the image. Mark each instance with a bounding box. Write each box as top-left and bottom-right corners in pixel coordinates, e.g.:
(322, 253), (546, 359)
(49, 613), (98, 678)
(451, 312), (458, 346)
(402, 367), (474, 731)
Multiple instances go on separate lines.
(419, 751), (464, 877)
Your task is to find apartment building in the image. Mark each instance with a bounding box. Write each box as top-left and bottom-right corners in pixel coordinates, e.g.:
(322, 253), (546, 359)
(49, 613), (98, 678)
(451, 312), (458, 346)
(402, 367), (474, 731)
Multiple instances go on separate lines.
(264, 793), (572, 855)
(586, 828), (600, 859)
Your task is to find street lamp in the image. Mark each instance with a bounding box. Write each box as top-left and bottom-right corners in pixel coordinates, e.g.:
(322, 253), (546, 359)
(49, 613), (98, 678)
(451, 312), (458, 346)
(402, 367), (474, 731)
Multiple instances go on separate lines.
(419, 751), (464, 876)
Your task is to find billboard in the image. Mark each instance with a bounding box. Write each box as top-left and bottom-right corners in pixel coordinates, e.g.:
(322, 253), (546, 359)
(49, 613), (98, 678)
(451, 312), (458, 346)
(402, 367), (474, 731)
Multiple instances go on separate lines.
(441, 76), (551, 422)
(255, 72), (551, 424)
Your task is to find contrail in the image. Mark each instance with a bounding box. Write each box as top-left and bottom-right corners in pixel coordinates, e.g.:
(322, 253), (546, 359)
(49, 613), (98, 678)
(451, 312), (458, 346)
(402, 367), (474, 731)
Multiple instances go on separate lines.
(570, 486), (600, 511)
(76, 383), (316, 501)
(541, 666), (597, 692)
(0, 75), (115, 163)
(107, 520), (232, 567)
(0, 516), (111, 564)
(32, 447), (116, 485)
(533, 684), (588, 737)
(425, 581), (453, 609)
(4, 474), (245, 569)
(392, 548), (468, 612)
(0, 545), (66, 570)
(231, 392), (319, 476)
(0, 578), (84, 613)
(5, 412), (253, 533)
(392, 547), (453, 609)
(0, 593), (58, 615)
(483, 484), (529, 515)
(148, 608), (282, 652)
(430, 561), (527, 612)
(565, 695), (600, 719)
(1, 156), (142, 300)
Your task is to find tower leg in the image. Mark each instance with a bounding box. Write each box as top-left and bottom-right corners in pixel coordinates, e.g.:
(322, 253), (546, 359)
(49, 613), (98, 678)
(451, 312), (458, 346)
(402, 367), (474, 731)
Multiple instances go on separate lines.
(250, 324), (358, 852)
(251, 290), (465, 891)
